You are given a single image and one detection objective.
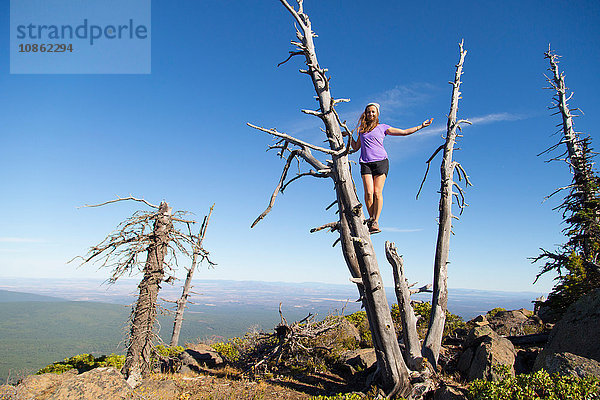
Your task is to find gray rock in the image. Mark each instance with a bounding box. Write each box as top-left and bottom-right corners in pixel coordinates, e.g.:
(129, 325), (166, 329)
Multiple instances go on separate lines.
(0, 384), (16, 400)
(459, 326), (516, 382)
(48, 368), (130, 400)
(456, 347), (474, 375)
(537, 303), (562, 324)
(487, 309), (542, 336)
(463, 325), (495, 348)
(338, 348), (377, 374)
(179, 345), (224, 371)
(15, 372), (72, 400)
(537, 352), (600, 378)
(178, 365), (195, 375)
(535, 289), (600, 370)
(468, 335), (516, 381)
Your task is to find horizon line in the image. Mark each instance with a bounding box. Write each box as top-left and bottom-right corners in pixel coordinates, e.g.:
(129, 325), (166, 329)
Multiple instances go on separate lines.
(0, 276), (548, 295)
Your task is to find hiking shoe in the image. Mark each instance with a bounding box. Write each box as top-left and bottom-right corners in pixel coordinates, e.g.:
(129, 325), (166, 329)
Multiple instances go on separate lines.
(369, 220), (381, 234)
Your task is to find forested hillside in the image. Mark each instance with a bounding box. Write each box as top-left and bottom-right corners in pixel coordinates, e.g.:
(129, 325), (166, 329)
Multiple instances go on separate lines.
(0, 292), (304, 381)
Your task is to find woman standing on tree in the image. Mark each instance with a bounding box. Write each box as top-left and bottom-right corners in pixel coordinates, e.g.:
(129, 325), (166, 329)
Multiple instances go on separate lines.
(346, 103), (433, 234)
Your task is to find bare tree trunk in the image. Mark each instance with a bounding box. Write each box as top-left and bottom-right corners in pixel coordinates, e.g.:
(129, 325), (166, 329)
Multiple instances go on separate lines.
(422, 42), (468, 367)
(545, 49), (599, 267)
(385, 242), (422, 370)
(546, 51), (586, 182)
(122, 201), (173, 385)
(170, 205), (213, 347)
(277, 2), (411, 396)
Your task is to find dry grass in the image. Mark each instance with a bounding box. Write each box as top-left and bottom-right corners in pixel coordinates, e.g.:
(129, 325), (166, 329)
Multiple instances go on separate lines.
(128, 364), (357, 400)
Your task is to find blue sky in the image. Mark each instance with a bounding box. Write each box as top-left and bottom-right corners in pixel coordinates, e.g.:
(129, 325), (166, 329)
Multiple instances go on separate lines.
(1, 0), (599, 295)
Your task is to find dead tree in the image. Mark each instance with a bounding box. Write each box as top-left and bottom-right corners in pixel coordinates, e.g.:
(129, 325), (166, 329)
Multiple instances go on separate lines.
(76, 196), (206, 386)
(543, 48), (594, 205)
(247, 304), (342, 375)
(533, 48), (600, 315)
(540, 47), (600, 270)
(390, 41), (471, 368)
(249, 1), (411, 396)
(386, 242), (425, 371)
(170, 204), (214, 347)
(422, 40), (471, 366)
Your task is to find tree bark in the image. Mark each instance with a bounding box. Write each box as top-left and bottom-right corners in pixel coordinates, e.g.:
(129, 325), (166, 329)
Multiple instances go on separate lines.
(547, 52), (586, 183)
(170, 206), (213, 347)
(385, 241), (422, 370)
(422, 41), (468, 367)
(122, 201), (173, 385)
(278, 1), (411, 396)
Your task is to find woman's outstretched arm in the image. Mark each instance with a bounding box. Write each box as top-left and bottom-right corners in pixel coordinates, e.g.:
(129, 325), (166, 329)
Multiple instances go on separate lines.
(386, 118), (433, 136)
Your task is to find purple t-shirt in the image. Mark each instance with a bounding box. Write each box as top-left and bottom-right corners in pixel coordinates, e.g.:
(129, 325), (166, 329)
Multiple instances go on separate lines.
(359, 124), (391, 163)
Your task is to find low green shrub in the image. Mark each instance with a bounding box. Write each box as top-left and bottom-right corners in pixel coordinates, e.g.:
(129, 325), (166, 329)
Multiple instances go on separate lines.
(345, 303), (465, 344)
(37, 353), (125, 374)
(391, 302), (466, 339)
(468, 367), (600, 400)
(153, 344), (184, 359)
(344, 311), (372, 347)
(95, 353), (126, 368)
(486, 307), (507, 319)
(212, 340), (241, 363)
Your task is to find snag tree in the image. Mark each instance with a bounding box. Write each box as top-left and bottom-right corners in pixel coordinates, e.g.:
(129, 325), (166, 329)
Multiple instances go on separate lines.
(386, 41), (471, 369)
(76, 196), (211, 385)
(249, 1), (410, 396)
(534, 48), (600, 317)
(170, 205), (214, 347)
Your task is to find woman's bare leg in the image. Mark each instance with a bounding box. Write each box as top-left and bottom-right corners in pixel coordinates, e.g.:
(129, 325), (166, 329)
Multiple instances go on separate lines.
(372, 174), (387, 224)
(362, 174), (374, 219)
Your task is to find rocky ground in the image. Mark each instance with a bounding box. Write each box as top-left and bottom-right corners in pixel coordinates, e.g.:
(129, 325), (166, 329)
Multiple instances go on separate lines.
(0, 366), (342, 399)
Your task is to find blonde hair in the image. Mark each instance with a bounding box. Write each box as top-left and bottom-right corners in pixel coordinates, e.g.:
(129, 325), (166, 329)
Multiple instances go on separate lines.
(357, 104), (380, 134)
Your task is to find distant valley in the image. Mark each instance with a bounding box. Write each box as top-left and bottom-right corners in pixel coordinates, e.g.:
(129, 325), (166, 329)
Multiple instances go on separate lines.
(0, 278), (545, 381)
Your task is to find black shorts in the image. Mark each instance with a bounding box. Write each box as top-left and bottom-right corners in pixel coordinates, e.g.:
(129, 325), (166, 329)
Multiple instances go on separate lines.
(360, 158), (389, 176)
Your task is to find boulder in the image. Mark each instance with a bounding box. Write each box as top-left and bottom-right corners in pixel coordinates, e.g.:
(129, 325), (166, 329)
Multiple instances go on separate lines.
(487, 309), (543, 336)
(536, 352), (600, 378)
(456, 347), (474, 375)
(457, 326), (495, 375)
(463, 325), (495, 349)
(537, 303), (562, 324)
(0, 384), (16, 399)
(470, 315), (488, 327)
(15, 372), (73, 400)
(468, 335), (516, 381)
(534, 289), (600, 370)
(458, 326), (517, 381)
(48, 367), (130, 400)
(179, 345), (224, 371)
(337, 348), (377, 374)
